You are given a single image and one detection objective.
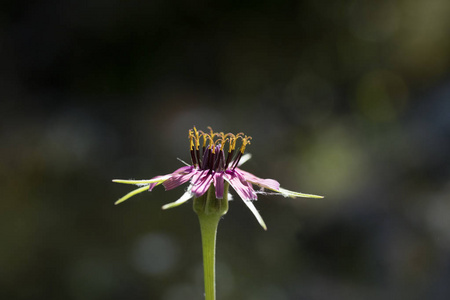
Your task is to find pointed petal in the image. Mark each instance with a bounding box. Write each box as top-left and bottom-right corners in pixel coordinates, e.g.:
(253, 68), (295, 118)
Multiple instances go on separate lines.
(242, 198), (267, 230)
(213, 172), (225, 199)
(162, 186), (194, 209)
(234, 169), (323, 199)
(114, 185), (149, 205)
(237, 153), (252, 166)
(235, 169), (280, 191)
(148, 181), (161, 191)
(112, 175), (171, 185)
(224, 171), (257, 200)
(278, 187), (324, 199)
(172, 165), (195, 174)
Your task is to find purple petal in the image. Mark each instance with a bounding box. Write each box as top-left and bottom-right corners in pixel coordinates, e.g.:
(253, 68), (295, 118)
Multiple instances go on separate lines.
(148, 166), (194, 191)
(163, 171), (195, 190)
(191, 169), (208, 186)
(172, 165), (195, 174)
(148, 182), (159, 191)
(224, 170), (257, 200)
(235, 171), (259, 199)
(235, 168), (281, 191)
(213, 172), (224, 199)
(145, 175), (171, 191)
(191, 171), (213, 197)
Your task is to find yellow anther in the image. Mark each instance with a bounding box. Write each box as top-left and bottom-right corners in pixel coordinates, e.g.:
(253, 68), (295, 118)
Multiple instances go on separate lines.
(189, 129), (195, 150)
(217, 132), (225, 140)
(229, 135), (237, 152)
(194, 126), (199, 137)
(239, 136), (252, 153)
(207, 134), (215, 152)
(220, 138), (228, 151)
(189, 127), (251, 155)
(212, 138), (227, 152)
(193, 126), (200, 150)
(207, 126), (215, 137)
(200, 134), (206, 148)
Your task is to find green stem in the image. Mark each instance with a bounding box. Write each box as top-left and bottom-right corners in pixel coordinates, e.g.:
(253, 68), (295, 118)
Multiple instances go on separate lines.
(193, 183), (229, 300)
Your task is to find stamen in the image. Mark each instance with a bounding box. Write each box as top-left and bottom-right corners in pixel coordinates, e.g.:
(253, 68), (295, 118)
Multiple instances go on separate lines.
(208, 126), (214, 137)
(188, 130), (198, 166)
(189, 129), (195, 151)
(231, 151), (242, 170)
(201, 148), (211, 170)
(213, 150), (223, 171)
(201, 132), (208, 150)
(190, 149), (198, 167)
(196, 148), (201, 166)
(207, 147), (215, 172)
(239, 136), (252, 154)
(189, 127), (252, 171)
(193, 127), (200, 151)
(225, 149), (234, 168)
(220, 138), (228, 151)
(208, 135), (215, 153)
(229, 135), (238, 152)
(232, 136), (251, 169)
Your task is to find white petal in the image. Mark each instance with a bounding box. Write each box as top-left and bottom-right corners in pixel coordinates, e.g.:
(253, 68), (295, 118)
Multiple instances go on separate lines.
(162, 186), (194, 210)
(115, 185), (149, 205)
(242, 199), (267, 230)
(278, 187), (324, 199)
(237, 153), (252, 166)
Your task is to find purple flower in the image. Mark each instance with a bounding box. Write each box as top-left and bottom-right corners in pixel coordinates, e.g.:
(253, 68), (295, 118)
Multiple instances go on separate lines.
(113, 127), (323, 230)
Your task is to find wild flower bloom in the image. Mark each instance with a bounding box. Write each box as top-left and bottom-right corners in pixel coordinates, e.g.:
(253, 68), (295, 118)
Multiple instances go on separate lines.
(113, 127), (323, 230)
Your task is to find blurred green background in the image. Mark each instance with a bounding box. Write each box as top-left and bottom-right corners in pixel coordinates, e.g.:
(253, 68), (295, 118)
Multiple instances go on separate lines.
(1, 0), (450, 299)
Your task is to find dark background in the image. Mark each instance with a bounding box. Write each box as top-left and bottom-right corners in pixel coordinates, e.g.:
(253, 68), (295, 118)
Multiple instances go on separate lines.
(1, 1), (450, 299)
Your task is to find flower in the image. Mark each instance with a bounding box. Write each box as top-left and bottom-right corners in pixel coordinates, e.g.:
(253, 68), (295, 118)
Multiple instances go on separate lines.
(113, 127), (323, 230)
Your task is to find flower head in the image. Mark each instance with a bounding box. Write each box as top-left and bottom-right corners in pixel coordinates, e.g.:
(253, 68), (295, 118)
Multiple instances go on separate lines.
(113, 127), (323, 230)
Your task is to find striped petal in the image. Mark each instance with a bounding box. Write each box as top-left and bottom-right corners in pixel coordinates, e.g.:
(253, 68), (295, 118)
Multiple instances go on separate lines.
(213, 172), (225, 199)
(163, 171), (195, 190)
(235, 168), (280, 191)
(191, 172), (214, 197)
(224, 170), (257, 201)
